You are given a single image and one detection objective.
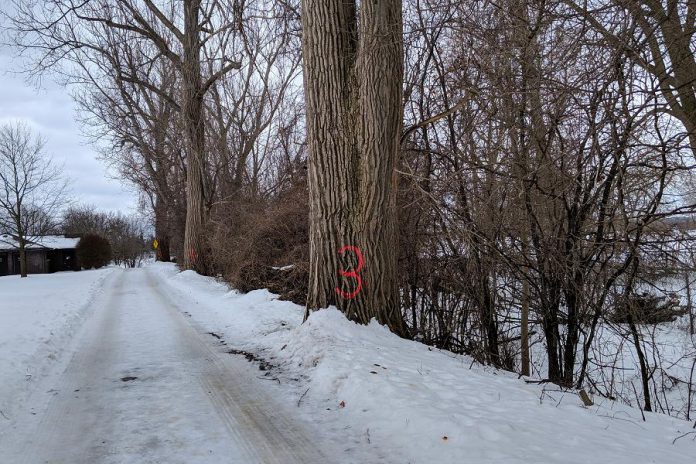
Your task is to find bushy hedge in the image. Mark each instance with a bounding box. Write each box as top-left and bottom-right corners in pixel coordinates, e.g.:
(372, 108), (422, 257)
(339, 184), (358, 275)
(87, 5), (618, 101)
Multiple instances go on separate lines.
(76, 234), (112, 269)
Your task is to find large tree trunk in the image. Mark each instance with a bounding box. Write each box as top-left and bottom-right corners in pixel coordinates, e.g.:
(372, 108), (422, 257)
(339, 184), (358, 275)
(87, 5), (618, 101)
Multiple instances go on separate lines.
(301, 0), (407, 335)
(154, 194), (171, 263)
(181, 0), (207, 274)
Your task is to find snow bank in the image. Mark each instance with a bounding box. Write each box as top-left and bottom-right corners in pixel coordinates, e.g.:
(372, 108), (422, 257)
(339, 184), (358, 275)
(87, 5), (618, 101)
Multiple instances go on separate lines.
(0, 268), (114, 422)
(150, 263), (695, 463)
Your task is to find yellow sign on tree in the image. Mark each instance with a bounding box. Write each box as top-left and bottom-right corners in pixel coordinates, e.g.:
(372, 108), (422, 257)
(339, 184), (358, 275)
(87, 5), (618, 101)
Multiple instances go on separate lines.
(153, 239), (159, 250)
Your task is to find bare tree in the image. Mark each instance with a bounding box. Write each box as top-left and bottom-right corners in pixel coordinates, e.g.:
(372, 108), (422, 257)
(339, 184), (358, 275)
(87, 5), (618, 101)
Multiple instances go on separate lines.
(397, 1), (695, 394)
(9, 0), (242, 273)
(74, 52), (183, 264)
(0, 121), (68, 277)
(563, 0), (696, 157)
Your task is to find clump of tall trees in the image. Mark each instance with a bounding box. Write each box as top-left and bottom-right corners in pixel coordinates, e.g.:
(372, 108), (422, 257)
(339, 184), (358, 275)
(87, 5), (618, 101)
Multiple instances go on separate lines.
(397, 0), (696, 416)
(10, 0), (696, 419)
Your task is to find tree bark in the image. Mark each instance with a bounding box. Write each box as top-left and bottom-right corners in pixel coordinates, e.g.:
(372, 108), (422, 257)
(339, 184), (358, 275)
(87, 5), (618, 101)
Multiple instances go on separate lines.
(181, 0), (207, 274)
(686, 271), (694, 336)
(301, 0), (407, 335)
(628, 313), (653, 412)
(154, 194), (171, 263)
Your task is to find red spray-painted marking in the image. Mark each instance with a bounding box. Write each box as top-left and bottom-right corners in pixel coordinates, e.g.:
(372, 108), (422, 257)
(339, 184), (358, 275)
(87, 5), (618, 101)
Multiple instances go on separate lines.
(187, 247), (198, 265)
(335, 245), (365, 299)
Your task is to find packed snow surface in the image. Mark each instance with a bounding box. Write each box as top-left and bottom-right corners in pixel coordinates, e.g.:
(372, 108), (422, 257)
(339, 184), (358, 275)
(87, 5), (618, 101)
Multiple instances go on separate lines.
(0, 268), (113, 421)
(151, 262), (696, 464)
(0, 268), (331, 463)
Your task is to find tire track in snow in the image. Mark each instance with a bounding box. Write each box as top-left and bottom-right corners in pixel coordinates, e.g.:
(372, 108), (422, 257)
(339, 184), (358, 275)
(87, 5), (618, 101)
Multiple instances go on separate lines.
(3, 268), (330, 463)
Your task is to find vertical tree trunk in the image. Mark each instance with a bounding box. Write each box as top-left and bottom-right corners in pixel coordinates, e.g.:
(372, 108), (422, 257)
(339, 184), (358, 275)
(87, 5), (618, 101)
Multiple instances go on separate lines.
(19, 237), (27, 278)
(628, 313), (653, 412)
(181, 0), (207, 274)
(543, 315), (562, 382)
(562, 273), (582, 387)
(686, 271), (694, 336)
(301, 0), (407, 335)
(520, 238), (530, 376)
(540, 282), (564, 383)
(154, 194), (171, 263)
(478, 270), (500, 365)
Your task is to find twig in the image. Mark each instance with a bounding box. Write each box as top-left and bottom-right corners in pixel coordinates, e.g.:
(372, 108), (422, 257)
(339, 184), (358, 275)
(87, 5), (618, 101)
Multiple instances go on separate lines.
(525, 378), (553, 385)
(297, 388), (309, 407)
(672, 431), (696, 445)
(596, 413), (646, 429)
(0, 410), (9, 420)
(257, 376), (281, 384)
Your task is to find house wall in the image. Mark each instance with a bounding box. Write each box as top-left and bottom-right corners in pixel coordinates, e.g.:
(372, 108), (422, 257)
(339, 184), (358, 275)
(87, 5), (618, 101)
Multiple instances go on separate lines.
(2, 250), (48, 275)
(28, 250), (46, 273)
(9, 252), (17, 274)
(0, 252), (8, 276)
(0, 248), (79, 276)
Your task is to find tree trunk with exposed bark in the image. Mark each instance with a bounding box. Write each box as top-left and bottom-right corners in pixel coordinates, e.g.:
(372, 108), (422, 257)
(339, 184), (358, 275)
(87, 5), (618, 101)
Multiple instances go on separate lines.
(154, 194), (171, 263)
(301, 0), (407, 335)
(181, 0), (207, 274)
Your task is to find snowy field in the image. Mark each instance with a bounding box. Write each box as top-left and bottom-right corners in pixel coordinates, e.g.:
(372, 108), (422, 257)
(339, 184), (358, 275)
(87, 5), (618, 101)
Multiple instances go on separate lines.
(0, 268), (114, 423)
(150, 263), (696, 463)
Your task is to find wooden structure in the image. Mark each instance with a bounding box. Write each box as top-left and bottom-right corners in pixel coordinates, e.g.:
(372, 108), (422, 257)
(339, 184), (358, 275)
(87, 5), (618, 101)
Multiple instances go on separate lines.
(0, 235), (81, 276)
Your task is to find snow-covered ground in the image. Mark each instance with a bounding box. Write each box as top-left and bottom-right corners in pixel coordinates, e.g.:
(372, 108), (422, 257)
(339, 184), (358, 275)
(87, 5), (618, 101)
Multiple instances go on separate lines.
(0, 268), (114, 422)
(1, 263), (693, 463)
(1, 268), (331, 463)
(514, 276), (696, 420)
(150, 262), (696, 463)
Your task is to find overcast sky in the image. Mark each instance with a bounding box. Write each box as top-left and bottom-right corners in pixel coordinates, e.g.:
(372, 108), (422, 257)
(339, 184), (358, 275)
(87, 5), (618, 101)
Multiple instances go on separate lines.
(0, 40), (139, 215)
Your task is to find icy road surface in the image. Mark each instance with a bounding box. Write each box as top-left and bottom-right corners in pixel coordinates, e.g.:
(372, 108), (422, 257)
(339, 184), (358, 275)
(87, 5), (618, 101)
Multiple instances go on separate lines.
(0, 268), (329, 464)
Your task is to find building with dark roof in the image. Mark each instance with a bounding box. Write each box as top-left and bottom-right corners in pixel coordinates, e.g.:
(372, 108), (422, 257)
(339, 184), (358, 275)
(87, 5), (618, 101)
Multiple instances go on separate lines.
(0, 235), (81, 276)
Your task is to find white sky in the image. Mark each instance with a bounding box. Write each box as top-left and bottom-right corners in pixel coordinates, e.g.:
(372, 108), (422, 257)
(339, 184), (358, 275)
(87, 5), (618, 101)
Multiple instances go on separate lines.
(0, 41), (139, 215)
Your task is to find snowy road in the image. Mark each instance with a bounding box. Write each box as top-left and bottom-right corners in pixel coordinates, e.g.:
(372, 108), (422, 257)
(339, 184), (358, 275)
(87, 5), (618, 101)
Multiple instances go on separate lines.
(1, 268), (329, 464)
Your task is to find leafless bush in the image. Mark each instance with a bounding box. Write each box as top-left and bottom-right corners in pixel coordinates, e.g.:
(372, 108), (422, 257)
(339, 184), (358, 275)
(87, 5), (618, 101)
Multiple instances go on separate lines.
(207, 180), (308, 304)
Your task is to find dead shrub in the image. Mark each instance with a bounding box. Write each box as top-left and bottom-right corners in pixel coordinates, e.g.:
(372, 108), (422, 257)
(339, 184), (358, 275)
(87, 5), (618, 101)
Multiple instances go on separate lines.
(207, 181), (309, 304)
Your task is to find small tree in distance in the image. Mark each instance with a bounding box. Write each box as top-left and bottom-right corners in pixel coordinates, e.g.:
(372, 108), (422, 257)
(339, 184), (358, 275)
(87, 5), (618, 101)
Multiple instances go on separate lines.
(76, 234), (112, 269)
(0, 121), (69, 277)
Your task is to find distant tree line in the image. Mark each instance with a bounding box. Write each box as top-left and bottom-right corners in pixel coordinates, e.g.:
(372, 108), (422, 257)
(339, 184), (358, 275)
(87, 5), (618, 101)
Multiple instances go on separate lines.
(63, 205), (150, 268)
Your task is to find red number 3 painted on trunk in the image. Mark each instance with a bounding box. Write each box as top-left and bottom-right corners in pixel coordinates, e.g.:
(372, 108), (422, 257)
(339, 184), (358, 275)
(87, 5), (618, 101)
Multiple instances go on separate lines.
(335, 245), (364, 299)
